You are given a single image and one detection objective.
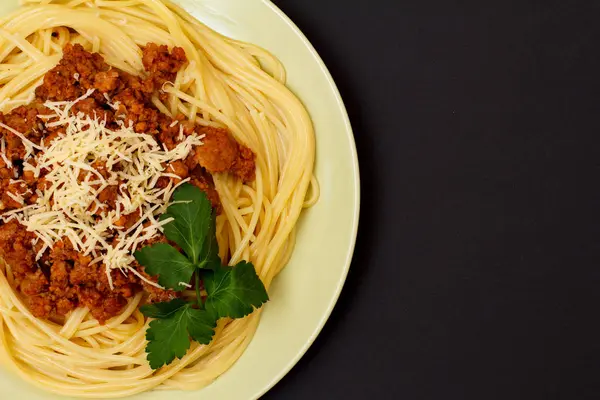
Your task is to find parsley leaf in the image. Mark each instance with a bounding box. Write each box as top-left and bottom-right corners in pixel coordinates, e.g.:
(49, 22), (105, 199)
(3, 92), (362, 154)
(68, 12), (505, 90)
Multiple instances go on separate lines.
(145, 307), (191, 369)
(134, 243), (196, 291)
(140, 298), (187, 318)
(144, 303), (217, 369)
(199, 209), (221, 270)
(138, 184), (269, 370)
(184, 307), (217, 344)
(204, 261), (269, 319)
(162, 184), (213, 264)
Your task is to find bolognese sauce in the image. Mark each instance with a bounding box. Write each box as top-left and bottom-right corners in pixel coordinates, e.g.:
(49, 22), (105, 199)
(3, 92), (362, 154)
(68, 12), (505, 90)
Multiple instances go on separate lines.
(0, 43), (255, 323)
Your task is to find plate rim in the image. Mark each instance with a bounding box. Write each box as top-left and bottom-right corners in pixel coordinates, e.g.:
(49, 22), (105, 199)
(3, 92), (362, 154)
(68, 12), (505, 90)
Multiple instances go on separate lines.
(252, 1), (361, 398)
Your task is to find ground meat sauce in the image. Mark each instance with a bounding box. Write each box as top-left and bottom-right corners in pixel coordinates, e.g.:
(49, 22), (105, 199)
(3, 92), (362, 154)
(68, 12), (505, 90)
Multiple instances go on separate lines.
(0, 43), (255, 323)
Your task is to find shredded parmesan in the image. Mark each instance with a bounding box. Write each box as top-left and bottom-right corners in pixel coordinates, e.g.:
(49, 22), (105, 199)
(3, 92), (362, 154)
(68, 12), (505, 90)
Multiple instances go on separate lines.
(0, 137), (12, 168)
(0, 121), (42, 160)
(2, 89), (204, 289)
(6, 191), (24, 205)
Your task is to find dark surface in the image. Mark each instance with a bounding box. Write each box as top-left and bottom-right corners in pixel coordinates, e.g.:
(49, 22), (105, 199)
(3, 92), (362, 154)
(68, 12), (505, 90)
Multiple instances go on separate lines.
(265, 1), (600, 399)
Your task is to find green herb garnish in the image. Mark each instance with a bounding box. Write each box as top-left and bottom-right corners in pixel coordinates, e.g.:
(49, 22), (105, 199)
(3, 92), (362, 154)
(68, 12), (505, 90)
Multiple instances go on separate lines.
(135, 243), (195, 292)
(204, 261), (271, 319)
(135, 184), (268, 370)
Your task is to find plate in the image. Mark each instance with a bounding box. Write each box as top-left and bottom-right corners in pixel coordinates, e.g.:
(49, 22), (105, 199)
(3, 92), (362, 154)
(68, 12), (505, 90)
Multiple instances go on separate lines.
(0, 0), (360, 399)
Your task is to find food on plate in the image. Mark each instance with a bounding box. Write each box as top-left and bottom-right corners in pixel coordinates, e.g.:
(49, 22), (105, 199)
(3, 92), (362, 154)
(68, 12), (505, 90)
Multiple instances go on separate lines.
(0, 0), (317, 397)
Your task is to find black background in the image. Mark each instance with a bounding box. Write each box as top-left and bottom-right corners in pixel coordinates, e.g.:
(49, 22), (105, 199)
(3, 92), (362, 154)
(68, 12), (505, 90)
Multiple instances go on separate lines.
(265, 1), (600, 399)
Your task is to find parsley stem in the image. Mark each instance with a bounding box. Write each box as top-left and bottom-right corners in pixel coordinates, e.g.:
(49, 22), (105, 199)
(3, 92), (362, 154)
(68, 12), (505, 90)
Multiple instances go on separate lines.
(195, 271), (203, 309)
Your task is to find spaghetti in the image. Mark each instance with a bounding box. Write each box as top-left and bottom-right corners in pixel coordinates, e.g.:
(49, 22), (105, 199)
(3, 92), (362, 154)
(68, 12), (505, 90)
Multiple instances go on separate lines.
(0, 0), (317, 397)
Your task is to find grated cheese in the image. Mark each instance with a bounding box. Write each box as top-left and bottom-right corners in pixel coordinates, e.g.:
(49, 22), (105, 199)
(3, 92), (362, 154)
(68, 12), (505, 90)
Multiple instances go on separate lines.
(0, 121), (42, 160)
(6, 191), (24, 205)
(0, 137), (12, 168)
(1, 89), (204, 289)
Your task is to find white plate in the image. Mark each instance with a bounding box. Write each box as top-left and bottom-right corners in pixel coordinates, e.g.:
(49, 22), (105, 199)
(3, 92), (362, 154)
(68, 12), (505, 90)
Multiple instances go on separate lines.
(0, 1), (360, 399)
